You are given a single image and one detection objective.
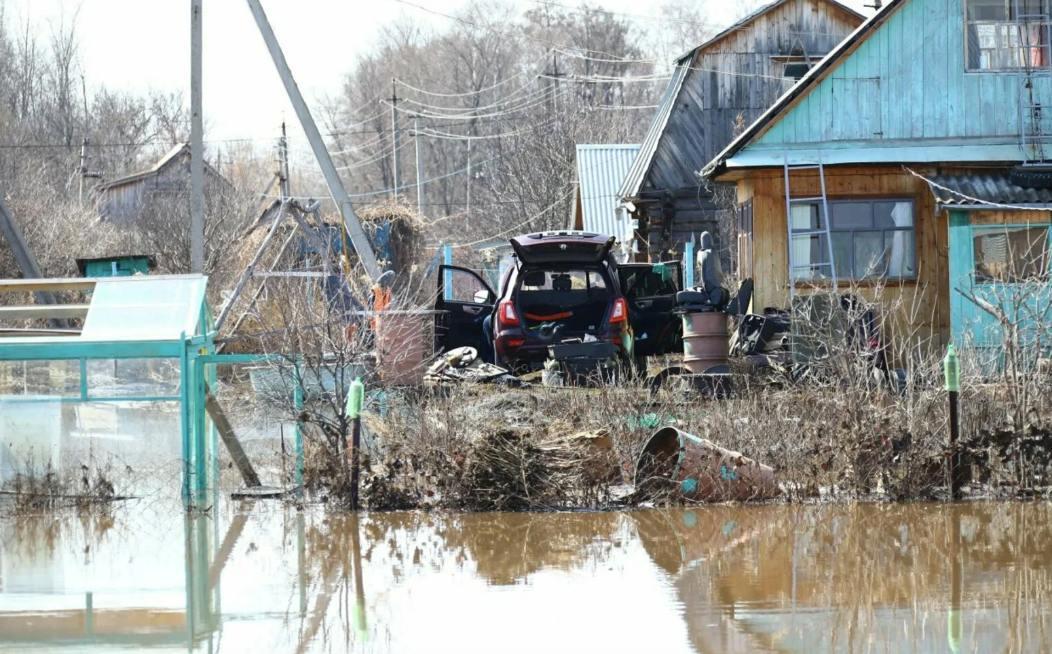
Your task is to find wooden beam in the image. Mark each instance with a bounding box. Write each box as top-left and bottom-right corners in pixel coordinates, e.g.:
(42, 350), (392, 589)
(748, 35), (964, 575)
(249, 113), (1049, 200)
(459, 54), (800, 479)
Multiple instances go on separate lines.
(204, 385), (262, 488)
(252, 271), (330, 278)
(0, 278), (96, 293)
(0, 304), (90, 320)
(0, 328), (81, 337)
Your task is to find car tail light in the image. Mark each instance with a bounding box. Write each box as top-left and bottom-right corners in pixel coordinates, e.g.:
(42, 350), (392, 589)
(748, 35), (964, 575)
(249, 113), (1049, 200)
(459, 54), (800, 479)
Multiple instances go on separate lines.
(505, 338), (525, 349)
(609, 298), (628, 324)
(498, 300), (520, 328)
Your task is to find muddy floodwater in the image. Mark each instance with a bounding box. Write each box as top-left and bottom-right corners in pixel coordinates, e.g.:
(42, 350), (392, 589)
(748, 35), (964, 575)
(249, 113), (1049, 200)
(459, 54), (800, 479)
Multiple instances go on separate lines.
(1, 501), (1051, 653)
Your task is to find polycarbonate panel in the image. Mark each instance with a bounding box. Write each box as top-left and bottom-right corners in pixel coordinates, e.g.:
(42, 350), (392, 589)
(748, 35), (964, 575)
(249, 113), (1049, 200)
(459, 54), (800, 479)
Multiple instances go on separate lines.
(86, 358), (180, 398)
(81, 276), (207, 341)
(0, 359), (80, 397)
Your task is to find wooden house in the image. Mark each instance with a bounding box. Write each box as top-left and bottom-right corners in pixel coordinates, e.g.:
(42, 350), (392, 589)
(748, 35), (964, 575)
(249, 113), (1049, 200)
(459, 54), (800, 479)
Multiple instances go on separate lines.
(617, 0), (864, 262)
(703, 0), (1052, 358)
(94, 144), (228, 224)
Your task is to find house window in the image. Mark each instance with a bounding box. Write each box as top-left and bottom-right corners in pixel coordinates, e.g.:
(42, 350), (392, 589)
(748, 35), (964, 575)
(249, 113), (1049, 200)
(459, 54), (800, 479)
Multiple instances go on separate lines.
(790, 199), (917, 281)
(966, 0), (1051, 70)
(973, 225), (1050, 282)
(782, 61), (812, 81)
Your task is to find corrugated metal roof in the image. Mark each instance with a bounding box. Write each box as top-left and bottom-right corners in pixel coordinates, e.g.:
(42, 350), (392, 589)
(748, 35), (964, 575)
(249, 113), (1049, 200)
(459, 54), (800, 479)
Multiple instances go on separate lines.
(617, 64), (689, 201)
(927, 173), (1052, 209)
(576, 144), (641, 240)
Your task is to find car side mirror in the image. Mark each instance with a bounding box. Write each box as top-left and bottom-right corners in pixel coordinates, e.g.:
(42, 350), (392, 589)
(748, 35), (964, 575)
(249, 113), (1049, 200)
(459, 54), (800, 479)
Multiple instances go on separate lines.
(473, 289), (493, 304)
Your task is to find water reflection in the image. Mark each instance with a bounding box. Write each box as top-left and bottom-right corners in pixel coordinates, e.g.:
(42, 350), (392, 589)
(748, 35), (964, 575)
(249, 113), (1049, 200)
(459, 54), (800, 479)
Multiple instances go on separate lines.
(1, 503), (1050, 652)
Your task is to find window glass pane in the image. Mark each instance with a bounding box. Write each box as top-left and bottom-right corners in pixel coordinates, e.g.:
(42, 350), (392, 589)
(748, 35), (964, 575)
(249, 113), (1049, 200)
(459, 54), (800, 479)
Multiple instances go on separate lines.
(831, 233), (853, 278)
(967, 0), (1007, 20)
(886, 230), (917, 278)
(831, 202), (872, 230)
(783, 62), (811, 80)
(790, 204), (820, 230)
(86, 358), (181, 398)
(973, 226), (1050, 282)
(0, 360), (80, 397)
(790, 234), (831, 280)
(874, 201), (913, 229)
(854, 231), (888, 277)
(447, 269), (493, 304)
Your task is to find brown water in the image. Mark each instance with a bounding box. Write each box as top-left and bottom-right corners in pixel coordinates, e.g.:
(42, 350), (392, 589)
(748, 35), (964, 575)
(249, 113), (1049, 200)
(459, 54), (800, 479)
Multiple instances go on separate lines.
(1, 501), (1050, 653)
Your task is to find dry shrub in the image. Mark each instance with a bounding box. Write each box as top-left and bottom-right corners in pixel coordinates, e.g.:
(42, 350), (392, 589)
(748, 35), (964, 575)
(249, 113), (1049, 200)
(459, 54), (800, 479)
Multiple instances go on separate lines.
(3, 456), (117, 514)
(360, 387), (628, 511)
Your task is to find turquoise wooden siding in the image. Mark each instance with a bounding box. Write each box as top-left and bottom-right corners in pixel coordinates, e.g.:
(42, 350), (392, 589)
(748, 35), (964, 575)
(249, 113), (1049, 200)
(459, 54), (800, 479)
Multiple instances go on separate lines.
(733, 0), (1052, 166)
(948, 210), (1052, 367)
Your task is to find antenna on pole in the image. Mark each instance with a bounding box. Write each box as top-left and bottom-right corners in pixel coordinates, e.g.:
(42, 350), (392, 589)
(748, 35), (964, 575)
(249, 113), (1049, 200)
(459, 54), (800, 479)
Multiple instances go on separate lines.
(278, 121), (291, 200)
(390, 78), (400, 201)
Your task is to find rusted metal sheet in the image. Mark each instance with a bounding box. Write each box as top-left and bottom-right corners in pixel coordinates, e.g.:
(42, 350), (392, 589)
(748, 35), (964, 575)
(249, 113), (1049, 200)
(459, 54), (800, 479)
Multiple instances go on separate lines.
(635, 427), (778, 501)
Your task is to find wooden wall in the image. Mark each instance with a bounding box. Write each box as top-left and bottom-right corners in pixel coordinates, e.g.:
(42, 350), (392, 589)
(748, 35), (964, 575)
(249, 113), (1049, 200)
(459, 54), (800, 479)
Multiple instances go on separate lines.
(737, 165), (951, 348)
(631, 0), (861, 261)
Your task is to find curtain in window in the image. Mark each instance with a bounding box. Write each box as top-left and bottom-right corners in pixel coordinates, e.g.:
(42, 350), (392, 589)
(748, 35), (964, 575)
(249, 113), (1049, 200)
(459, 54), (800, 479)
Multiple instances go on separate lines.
(887, 202), (912, 276)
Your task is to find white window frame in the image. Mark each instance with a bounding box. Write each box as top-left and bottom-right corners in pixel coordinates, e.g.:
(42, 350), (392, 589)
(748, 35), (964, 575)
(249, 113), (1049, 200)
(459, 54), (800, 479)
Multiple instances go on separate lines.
(965, 0), (1052, 71)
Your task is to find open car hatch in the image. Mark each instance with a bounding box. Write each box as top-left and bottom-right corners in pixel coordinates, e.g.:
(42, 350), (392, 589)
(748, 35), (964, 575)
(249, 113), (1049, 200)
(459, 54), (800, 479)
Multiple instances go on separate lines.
(510, 231), (616, 265)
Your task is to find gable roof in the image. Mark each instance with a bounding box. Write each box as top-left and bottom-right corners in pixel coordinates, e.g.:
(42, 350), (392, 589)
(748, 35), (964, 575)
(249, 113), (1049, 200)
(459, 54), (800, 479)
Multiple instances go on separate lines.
(97, 143), (226, 191)
(619, 0), (865, 200)
(688, 0), (864, 58)
(703, 0), (1046, 177)
(617, 63), (690, 200)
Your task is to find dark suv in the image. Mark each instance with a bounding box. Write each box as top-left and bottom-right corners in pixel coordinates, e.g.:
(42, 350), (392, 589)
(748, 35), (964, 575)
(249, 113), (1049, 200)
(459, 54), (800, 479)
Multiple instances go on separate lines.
(435, 231), (683, 370)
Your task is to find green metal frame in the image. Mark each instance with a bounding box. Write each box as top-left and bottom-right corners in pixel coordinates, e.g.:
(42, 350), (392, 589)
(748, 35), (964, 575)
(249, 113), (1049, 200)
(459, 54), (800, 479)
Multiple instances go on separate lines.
(0, 279), (305, 506)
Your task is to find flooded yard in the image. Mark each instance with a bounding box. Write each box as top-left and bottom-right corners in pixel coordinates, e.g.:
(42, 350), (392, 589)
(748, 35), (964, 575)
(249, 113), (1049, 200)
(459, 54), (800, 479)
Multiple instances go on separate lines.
(1, 501), (1050, 653)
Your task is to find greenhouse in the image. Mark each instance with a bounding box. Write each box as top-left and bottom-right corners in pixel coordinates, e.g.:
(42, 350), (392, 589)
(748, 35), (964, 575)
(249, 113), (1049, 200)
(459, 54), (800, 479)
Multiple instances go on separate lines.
(0, 274), (296, 505)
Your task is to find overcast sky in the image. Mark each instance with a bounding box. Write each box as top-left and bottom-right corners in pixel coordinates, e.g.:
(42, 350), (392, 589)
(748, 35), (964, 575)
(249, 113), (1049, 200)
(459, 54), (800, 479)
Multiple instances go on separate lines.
(3, 0), (871, 160)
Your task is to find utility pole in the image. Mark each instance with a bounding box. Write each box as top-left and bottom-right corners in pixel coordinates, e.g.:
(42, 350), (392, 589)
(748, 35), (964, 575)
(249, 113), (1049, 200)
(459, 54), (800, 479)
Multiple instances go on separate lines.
(190, 0), (205, 274)
(390, 78), (400, 202)
(78, 139), (86, 205)
(245, 0), (381, 281)
(278, 121), (291, 200)
(413, 116), (423, 217)
(76, 139), (101, 208)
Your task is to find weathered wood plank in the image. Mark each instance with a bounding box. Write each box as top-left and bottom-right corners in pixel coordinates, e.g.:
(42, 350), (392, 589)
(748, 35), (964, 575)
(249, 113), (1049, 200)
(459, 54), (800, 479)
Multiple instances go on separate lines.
(204, 386), (262, 488)
(0, 304), (90, 320)
(0, 279), (96, 292)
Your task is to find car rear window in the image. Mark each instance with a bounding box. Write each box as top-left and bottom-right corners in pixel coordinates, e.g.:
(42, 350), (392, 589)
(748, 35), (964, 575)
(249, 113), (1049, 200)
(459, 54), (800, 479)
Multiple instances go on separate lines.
(519, 269), (607, 291)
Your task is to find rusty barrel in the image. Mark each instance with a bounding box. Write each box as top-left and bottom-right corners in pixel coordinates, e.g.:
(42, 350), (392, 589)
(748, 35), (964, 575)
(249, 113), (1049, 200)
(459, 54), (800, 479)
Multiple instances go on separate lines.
(681, 311), (729, 374)
(634, 427), (778, 502)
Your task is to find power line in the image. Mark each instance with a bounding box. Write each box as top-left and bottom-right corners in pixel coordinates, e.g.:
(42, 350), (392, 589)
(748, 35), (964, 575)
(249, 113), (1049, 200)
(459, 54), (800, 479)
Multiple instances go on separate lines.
(439, 187), (575, 248)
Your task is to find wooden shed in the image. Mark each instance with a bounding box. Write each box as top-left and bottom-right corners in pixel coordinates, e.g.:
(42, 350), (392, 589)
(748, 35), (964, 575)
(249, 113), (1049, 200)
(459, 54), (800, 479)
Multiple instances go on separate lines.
(704, 0), (1052, 360)
(93, 144), (228, 224)
(618, 0), (863, 263)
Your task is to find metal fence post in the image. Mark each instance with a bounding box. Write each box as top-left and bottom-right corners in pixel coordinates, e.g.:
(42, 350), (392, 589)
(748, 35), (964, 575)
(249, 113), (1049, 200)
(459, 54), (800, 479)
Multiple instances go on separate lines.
(683, 239), (695, 288)
(443, 244), (453, 301)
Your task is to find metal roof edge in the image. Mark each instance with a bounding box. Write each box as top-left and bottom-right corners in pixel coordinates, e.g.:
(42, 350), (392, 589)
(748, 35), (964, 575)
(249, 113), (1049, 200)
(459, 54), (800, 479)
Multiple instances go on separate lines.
(617, 63), (691, 200)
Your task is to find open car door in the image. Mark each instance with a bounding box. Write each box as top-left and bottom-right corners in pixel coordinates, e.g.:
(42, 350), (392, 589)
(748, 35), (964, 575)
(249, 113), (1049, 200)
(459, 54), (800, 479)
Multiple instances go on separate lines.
(618, 261), (683, 357)
(434, 265), (496, 359)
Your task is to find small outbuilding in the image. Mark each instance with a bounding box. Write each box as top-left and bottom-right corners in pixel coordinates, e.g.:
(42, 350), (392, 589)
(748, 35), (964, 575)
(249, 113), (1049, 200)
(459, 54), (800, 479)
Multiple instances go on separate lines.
(93, 143), (229, 224)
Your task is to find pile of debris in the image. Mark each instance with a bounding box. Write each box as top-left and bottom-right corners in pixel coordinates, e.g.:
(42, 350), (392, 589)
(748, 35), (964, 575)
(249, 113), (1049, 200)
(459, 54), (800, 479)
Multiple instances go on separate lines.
(424, 347), (524, 387)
